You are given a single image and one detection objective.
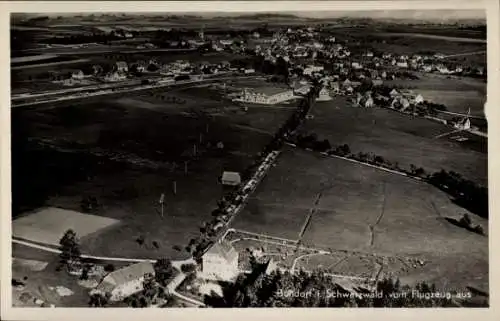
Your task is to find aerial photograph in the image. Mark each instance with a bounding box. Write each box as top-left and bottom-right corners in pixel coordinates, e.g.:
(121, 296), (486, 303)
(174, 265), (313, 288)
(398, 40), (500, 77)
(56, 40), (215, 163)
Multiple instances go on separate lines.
(9, 9), (488, 308)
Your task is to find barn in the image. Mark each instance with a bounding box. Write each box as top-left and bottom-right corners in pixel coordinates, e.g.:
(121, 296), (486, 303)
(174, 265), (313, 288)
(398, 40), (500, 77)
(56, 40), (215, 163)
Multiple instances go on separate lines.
(221, 171), (242, 186)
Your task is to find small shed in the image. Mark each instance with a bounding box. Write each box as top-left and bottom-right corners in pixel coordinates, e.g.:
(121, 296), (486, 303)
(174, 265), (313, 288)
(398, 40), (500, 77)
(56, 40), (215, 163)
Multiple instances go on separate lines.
(221, 171), (241, 186)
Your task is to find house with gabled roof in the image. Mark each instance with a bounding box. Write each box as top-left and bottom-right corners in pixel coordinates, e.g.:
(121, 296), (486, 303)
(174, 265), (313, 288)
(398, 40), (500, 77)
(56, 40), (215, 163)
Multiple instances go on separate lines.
(201, 241), (239, 281)
(91, 261), (155, 301)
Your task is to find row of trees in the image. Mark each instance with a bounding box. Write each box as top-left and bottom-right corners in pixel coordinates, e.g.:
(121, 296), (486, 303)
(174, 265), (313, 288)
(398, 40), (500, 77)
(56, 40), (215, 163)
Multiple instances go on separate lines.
(428, 170), (488, 218)
(291, 132), (487, 219)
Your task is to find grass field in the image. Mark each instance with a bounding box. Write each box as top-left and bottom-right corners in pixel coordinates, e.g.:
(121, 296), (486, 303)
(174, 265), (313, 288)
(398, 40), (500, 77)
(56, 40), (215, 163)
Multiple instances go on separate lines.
(12, 82), (295, 260)
(302, 96), (487, 186)
(384, 73), (486, 116)
(230, 146), (488, 290)
(13, 207), (120, 246)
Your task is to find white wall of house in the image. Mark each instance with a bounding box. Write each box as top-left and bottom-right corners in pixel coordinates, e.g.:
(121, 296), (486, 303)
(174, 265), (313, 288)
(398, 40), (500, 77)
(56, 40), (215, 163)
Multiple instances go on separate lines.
(201, 255), (239, 281)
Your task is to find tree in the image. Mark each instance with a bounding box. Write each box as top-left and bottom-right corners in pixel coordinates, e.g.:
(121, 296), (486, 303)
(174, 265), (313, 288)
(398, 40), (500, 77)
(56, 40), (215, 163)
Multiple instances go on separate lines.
(104, 264), (115, 273)
(80, 264), (90, 280)
(89, 293), (109, 307)
(59, 229), (81, 270)
(154, 258), (175, 286)
(459, 213), (472, 227)
(374, 155), (385, 165)
(181, 263), (197, 273)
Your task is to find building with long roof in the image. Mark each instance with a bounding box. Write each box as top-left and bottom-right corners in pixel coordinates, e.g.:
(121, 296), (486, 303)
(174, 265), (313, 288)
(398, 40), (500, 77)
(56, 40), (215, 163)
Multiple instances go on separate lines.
(91, 261), (155, 301)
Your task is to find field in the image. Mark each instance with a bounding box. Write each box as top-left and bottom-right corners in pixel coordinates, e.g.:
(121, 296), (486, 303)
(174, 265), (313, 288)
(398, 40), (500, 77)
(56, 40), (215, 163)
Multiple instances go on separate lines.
(384, 73), (486, 117)
(12, 80), (295, 260)
(301, 96), (487, 186)
(12, 207), (120, 246)
(230, 146), (488, 290)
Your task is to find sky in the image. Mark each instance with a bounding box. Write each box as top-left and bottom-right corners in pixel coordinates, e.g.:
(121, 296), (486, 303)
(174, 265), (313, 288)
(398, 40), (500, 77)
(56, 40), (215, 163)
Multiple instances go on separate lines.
(22, 9), (485, 21)
(202, 10), (486, 20)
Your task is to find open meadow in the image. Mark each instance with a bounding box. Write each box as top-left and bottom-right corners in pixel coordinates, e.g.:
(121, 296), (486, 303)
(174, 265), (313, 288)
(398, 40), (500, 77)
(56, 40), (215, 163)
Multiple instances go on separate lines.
(384, 73), (486, 117)
(230, 146), (488, 291)
(301, 96), (487, 186)
(11, 81), (295, 260)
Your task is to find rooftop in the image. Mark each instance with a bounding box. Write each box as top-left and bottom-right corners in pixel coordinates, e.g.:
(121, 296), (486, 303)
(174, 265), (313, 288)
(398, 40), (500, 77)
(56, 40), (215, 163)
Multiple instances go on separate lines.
(102, 261), (155, 287)
(222, 171), (241, 182)
(205, 241), (238, 263)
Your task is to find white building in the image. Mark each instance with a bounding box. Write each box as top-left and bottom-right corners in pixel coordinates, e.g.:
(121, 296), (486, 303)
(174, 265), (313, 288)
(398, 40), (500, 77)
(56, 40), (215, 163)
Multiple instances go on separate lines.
(351, 62), (363, 70)
(115, 61), (128, 73)
(201, 241), (239, 282)
(235, 88), (296, 105)
(303, 65), (324, 76)
(92, 262), (155, 302)
(71, 70), (84, 80)
(422, 65), (433, 72)
(413, 94), (424, 105)
(221, 171), (242, 186)
(317, 87), (332, 101)
(396, 61), (408, 68)
(104, 72), (127, 82)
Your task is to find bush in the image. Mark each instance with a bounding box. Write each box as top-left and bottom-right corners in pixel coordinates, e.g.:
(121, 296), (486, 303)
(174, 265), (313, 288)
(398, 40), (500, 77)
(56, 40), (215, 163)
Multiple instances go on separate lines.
(181, 263), (197, 273)
(104, 264), (115, 273)
(472, 224), (485, 235)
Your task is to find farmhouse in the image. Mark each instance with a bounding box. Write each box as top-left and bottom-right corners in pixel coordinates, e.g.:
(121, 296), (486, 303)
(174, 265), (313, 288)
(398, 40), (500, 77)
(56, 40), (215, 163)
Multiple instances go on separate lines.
(389, 89), (400, 98)
(115, 61), (128, 73)
(303, 65), (324, 76)
(92, 262), (155, 301)
(201, 241), (239, 281)
(396, 61), (408, 68)
(412, 94), (424, 105)
(221, 171), (242, 186)
(71, 70), (84, 80)
(317, 87), (332, 101)
(104, 72), (127, 82)
(454, 116), (471, 130)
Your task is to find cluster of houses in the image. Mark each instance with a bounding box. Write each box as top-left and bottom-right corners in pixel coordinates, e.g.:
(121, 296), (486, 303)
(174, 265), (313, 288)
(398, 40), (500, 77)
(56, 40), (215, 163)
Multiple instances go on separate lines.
(87, 239), (243, 304)
(50, 57), (244, 87)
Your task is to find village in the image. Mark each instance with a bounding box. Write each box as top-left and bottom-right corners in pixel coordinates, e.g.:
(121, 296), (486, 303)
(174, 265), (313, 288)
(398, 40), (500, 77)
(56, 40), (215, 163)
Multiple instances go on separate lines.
(11, 12), (488, 309)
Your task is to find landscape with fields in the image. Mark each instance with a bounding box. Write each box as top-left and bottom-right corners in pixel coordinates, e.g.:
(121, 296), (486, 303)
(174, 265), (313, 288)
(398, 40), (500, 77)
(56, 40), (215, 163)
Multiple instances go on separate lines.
(8, 9), (490, 310)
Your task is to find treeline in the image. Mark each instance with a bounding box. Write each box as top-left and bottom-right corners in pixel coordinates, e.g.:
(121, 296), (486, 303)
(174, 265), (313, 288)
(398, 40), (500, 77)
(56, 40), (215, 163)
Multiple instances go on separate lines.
(428, 170), (488, 218)
(205, 268), (484, 307)
(291, 133), (488, 218)
(189, 84), (321, 259)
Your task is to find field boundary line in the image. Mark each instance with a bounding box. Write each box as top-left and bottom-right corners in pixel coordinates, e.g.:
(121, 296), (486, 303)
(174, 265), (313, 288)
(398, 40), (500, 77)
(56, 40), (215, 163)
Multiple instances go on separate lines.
(369, 182), (387, 247)
(232, 229), (298, 244)
(297, 192), (323, 242)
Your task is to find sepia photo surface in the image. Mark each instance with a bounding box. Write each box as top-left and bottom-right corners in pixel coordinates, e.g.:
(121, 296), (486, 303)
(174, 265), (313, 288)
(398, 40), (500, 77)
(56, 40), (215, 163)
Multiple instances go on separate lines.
(3, 1), (497, 319)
